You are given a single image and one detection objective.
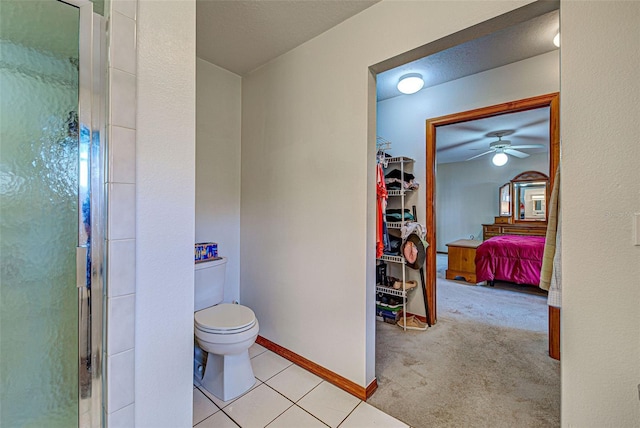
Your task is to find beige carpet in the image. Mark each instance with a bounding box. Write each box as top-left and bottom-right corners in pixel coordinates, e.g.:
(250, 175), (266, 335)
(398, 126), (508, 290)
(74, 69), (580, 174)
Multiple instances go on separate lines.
(368, 275), (560, 428)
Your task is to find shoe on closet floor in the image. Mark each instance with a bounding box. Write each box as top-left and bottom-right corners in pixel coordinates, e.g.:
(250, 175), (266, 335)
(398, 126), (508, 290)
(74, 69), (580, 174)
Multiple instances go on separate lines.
(397, 315), (428, 331)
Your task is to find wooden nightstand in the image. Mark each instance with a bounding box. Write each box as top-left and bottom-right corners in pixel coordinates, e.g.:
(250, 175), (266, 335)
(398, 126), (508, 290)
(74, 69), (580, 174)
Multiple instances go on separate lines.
(445, 239), (482, 284)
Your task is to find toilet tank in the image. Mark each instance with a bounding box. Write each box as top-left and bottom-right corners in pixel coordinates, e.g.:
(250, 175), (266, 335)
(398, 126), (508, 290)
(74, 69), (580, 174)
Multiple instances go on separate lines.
(194, 257), (227, 311)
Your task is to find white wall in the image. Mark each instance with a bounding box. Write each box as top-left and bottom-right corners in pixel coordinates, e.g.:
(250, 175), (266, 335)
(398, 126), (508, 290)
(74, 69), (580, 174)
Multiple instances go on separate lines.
(195, 58), (242, 303)
(436, 153), (548, 251)
(561, 1), (640, 426)
(240, 0), (535, 388)
(135, 1), (196, 427)
(377, 50), (559, 232)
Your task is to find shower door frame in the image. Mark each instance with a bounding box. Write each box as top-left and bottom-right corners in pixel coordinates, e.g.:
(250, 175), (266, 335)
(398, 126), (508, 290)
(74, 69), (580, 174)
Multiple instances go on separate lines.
(60, 0), (107, 426)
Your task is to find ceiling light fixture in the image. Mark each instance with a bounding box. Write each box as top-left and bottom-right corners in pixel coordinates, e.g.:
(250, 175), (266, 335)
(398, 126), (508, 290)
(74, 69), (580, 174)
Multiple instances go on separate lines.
(397, 73), (424, 95)
(553, 32), (560, 47)
(492, 151), (508, 166)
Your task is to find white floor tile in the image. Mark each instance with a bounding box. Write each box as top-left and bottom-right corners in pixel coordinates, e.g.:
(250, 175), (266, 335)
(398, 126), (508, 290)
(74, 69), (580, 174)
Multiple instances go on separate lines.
(339, 402), (409, 428)
(193, 388), (219, 426)
(297, 382), (361, 428)
(266, 364), (323, 402)
(251, 350), (292, 381)
(224, 383), (293, 427)
(249, 343), (268, 359)
(195, 410), (239, 428)
(267, 405), (328, 428)
(197, 380), (262, 409)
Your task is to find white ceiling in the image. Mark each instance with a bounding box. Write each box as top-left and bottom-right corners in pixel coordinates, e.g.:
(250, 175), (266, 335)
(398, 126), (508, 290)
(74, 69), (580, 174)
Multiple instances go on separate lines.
(196, 0), (380, 76)
(376, 10), (559, 101)
(195, 1), (557, 166)
(436, 107), (550, 164)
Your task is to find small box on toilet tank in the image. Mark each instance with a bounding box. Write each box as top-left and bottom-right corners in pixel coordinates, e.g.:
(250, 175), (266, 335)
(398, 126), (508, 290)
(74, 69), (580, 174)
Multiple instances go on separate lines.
(195, 242), (218, 263)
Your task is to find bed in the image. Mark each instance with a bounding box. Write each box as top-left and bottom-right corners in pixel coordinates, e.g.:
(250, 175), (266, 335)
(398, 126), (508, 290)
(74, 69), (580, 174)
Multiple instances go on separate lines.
(475, 235), (545, 286)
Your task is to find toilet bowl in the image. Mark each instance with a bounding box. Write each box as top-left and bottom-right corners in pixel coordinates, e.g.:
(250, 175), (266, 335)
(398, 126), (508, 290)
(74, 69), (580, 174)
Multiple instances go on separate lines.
(194, 303), (259, 401)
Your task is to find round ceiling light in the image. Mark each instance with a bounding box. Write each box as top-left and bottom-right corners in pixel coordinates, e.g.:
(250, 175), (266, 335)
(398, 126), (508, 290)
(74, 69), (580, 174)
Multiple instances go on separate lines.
(492, 152), (508, 166)
(397, 73), (424, 95)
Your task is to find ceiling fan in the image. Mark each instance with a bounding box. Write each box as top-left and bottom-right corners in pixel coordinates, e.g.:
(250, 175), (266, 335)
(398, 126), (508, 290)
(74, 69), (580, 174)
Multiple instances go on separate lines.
(466, 131), (545, 166)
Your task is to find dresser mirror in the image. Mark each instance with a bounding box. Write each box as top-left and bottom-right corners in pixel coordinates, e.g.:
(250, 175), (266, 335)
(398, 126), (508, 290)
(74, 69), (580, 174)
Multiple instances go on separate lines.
(499, 183), (511, 216)
(511, 171), (549, 222)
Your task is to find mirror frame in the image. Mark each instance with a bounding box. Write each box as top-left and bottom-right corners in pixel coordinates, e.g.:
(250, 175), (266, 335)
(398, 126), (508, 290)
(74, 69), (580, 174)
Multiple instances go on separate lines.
(498, 182), (511, 217)
(510, 170), (550, 223)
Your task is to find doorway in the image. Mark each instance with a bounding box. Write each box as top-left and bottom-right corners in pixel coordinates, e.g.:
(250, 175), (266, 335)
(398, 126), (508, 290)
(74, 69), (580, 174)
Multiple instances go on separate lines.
(370, 3), (561, 424)
(425, 93), (560, 356)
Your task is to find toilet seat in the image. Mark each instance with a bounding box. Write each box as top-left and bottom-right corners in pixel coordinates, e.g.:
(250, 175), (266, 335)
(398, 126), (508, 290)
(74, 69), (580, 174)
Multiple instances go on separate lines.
(195, 303), (256, 334)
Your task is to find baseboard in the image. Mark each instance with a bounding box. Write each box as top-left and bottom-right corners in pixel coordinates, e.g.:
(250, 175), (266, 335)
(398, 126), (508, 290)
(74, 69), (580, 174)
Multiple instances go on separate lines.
(256, 335), (377, 400)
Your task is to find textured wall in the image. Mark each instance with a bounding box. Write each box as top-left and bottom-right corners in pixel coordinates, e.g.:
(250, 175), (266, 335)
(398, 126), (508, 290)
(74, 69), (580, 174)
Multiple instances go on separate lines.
(240, 0), (533, 387)
(195, 58), (242, 304)
(560, 1), (640, 425)
(135, 1), (196, 426)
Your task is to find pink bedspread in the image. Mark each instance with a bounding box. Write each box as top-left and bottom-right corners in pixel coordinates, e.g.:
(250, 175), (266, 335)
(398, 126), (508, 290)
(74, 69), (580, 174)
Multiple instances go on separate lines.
(475, 235), (546, 286)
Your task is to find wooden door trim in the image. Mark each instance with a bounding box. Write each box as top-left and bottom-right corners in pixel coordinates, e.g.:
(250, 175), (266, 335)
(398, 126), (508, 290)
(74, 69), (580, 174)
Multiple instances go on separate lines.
(425, 93), (560, 359)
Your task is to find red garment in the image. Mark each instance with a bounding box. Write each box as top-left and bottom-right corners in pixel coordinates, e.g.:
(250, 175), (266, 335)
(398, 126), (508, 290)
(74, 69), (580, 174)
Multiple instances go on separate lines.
(376, 163), (388, 258)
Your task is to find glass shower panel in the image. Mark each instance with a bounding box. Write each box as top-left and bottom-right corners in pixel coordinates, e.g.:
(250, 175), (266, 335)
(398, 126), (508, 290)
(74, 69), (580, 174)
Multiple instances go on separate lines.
(0, 1), (80, 426)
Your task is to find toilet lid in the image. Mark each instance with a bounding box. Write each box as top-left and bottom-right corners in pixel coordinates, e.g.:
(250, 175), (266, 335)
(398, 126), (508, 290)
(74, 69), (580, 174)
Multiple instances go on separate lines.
(195, 303), (256, 333)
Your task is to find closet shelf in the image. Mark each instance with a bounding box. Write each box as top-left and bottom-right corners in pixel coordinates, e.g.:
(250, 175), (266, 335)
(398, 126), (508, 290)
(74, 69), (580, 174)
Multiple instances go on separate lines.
(377, 254), (405, 264)
(387, 189), (413, 197)
(376, 284), (413, 298)
(386, 156), (414, 164)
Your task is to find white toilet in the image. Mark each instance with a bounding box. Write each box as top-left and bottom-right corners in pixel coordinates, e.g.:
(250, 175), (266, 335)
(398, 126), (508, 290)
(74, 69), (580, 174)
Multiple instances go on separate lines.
(194, 257), (259, 401)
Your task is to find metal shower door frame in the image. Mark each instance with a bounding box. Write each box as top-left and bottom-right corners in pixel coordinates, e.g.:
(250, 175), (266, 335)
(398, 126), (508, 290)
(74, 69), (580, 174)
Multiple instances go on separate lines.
(59, 0), (107, 426)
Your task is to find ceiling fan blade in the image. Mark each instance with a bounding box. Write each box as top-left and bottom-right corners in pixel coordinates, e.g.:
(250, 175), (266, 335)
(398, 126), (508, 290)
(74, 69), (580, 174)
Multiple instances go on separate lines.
(510, 144), (545, 149)
(438, 137), (485, 152)
(504, 148), (530, 158)
(466, 150), (494, 161)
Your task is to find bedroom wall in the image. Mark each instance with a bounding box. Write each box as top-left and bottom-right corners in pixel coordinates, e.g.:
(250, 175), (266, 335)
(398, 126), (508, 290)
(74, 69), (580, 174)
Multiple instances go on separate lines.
(240, 0), (535, 388)
(560, 1), (640, 425)
(377, 50), (559, 232)
(377, 51), (558, 316)
(436, 153), (548, 252)
(195, 58), (242, 303)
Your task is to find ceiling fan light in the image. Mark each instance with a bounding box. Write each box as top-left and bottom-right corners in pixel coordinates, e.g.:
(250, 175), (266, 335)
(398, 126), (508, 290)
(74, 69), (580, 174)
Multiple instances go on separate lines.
(397, 73), (424, 94)
(492, 152), (508, 166)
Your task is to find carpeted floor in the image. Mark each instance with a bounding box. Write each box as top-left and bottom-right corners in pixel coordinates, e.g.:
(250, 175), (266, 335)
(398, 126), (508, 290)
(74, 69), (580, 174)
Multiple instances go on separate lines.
(369, 255), (560, 428)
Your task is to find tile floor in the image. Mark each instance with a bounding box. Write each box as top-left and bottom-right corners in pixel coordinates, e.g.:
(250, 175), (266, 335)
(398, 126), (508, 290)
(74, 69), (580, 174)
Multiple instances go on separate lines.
(193, 344), (409, 428)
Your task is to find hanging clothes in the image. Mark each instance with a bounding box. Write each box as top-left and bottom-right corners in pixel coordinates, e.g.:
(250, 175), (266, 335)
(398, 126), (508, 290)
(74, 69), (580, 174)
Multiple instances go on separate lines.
(376, 162), (388, 258)
(401, 221), (426, 241)
(540, 166), (561, 307)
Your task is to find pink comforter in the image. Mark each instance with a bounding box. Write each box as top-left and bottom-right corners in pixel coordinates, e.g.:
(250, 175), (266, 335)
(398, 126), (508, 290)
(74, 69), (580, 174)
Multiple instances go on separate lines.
(475, 235), (545, 286)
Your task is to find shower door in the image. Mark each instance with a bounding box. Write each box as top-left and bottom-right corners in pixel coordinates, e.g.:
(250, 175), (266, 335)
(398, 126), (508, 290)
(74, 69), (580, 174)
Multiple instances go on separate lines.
(0, 1), (104, 426)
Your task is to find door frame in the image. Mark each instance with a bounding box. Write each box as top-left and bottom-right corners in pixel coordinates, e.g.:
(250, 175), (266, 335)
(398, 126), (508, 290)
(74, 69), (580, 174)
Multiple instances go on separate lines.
(424, 92), (560, 358)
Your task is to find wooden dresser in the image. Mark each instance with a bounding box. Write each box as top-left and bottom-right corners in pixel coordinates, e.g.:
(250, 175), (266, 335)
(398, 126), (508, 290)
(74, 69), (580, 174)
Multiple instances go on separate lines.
(445, 239), (482, 284)
(482, 223), (547, 241)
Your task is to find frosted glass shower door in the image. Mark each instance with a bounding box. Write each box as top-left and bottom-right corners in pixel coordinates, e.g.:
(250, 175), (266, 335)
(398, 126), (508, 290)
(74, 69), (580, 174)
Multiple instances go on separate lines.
(0, 1), (84, 426)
